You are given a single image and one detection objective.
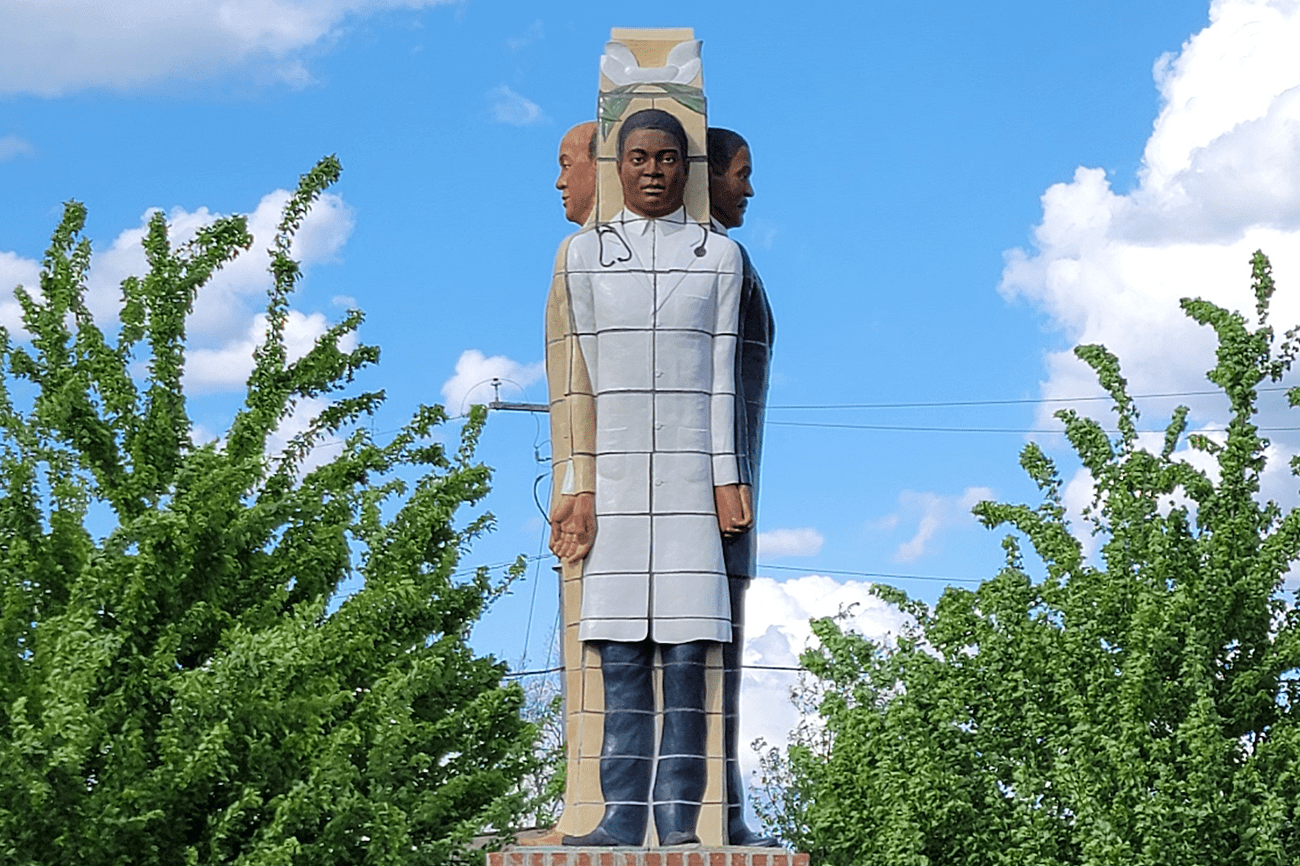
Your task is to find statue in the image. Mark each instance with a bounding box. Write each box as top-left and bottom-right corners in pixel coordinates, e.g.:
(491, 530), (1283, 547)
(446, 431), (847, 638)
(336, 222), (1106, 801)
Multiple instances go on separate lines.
(549, 106), (746, 848)
(537, 30), (789, 853)
(707, 127), (778, 848)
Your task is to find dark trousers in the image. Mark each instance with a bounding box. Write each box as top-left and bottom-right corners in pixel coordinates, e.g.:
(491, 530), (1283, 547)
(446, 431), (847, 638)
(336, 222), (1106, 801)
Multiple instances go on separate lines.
(593, 639), (710, 845)
(723, 577), (748, 835)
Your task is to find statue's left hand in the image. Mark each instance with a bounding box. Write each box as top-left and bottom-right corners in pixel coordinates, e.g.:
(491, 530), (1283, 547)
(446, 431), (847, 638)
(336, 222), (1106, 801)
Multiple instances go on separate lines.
(715, 484), (753, 538)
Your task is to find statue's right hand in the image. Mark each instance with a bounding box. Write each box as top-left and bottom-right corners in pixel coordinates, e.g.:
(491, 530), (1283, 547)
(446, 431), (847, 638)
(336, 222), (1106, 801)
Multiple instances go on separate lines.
(549, 492), (596, 563)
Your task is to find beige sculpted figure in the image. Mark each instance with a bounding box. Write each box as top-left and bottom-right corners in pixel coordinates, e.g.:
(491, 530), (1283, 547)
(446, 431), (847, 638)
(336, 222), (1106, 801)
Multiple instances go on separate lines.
(549, 121), (600, 560)
(509, 123), (597, 849)
(524, 123), (598, 849)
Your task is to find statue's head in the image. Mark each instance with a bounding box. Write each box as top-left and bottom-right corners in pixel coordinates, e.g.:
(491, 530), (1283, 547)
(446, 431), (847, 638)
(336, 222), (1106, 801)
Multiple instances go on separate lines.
(707, 128), (753, 230)
(617, 109), (689, 218)
(556, 122), (598, 225)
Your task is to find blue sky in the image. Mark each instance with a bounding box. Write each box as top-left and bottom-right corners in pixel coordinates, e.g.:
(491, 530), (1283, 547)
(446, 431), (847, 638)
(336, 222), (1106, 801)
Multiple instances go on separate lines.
(6, 0), (1300, 770)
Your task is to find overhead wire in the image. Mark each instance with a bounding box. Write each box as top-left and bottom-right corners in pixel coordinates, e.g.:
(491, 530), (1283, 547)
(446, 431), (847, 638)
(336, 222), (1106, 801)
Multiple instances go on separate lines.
(275, 382), (1300, 455)
(768, 420), (1300, 434)
(309, 381), (1299, 671)
(767, 384), (1292, 411)
(518, 423), (553, 668)
(756, 562), (981, 585)
(504, 662), (808, 678)
(765, 384), (1298, 435)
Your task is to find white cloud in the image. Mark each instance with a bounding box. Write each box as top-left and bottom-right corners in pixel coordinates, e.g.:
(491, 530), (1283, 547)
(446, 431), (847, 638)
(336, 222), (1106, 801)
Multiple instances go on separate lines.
(0, 0), (456, 96)
(265, 394), (340, 476)
(1002, 0), (1300, 439)
(886, 486), (994, 563)
(0, 135), (34, 161)
(1054, 419), (1293, 567)
(440, 348), (544, 415)
(185, 308), (354, 393)
(756, 527), (824, 559)
(505, 19), (544, 52)
(3, 187), (355, 397)
(84, 189), (354, 342)
(0, 251), (40, 335)
(488, 85), (545, 126)
(998, 0), (1300, 600)
(737, 575), (912, 796)
(744, 574), (910, 668)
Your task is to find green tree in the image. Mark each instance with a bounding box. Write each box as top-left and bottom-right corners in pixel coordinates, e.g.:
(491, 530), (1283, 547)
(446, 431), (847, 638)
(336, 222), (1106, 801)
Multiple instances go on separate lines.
(757, 252), (1300, 865)
(0, 158), (536, 865)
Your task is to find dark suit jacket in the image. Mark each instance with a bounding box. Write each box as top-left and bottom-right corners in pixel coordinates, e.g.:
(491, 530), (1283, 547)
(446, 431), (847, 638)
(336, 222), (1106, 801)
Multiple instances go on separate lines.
(722, 243), (774, 580)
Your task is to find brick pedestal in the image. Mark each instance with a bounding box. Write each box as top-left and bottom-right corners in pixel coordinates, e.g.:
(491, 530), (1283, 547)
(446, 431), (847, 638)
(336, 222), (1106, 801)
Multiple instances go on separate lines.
(487, 848), (809, 866)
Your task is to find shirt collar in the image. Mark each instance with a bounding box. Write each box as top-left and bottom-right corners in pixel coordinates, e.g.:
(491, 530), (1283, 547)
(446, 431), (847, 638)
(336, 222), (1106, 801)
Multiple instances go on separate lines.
(616, 205), (689, 236)
(710, 217), (729, 236)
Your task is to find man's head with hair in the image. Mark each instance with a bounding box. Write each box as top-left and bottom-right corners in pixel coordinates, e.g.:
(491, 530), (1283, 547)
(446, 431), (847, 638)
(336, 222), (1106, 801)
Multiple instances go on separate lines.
(707, 127), (754, 230)
(617, 109), (689, 162)
(617, 109), (690, 218)
(557, 121), (598, 225)
(706, 128), (747, 177)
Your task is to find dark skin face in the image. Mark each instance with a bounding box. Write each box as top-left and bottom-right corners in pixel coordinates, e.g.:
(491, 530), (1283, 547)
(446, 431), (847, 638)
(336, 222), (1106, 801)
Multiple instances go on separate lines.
(617, 128), (688, 218)
(709, 145), (753, 229)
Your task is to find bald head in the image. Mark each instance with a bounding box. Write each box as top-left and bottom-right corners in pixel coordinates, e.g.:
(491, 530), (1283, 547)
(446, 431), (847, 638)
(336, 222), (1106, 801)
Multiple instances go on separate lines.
(556, 122), (598, 225)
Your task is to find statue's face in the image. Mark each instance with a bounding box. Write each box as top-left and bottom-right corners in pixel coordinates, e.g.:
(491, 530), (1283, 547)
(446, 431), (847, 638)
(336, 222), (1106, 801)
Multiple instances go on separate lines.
(556, 124), (597, 225)
(618, 128), (687, 218)
(710, 145), (753, 230)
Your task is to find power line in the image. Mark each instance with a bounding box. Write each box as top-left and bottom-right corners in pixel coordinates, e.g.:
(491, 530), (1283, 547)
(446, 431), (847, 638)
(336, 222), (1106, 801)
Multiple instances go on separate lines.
(770, 420), (1068, 434)
(273, 383), (1300, 452)
(757, 562), (981, 585)
(768, 420), (1300, 435)
(459, 556), (980, 587)
(504, 666), (563, 678)
(768, 385), (1291, 411)
(504, 662), (808, 678)
(475, 386), (1296, 416)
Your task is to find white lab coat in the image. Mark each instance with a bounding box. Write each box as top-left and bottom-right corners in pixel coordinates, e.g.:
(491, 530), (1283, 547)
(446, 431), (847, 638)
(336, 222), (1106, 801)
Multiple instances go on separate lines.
(562, 207), (743, 644)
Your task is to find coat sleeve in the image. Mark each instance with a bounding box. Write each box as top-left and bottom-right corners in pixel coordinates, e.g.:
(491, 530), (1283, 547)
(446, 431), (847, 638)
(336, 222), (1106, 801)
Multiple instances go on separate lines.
(546, 236), (597, 504)
(732, 258), (754, 488)
(710, 241), (743, 486)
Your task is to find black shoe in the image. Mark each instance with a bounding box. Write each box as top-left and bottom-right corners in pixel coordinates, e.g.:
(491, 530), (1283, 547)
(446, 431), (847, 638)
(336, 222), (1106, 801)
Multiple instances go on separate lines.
(729, 823), (781, 847)
(562, 826), (640, 847)
(654, 799), (703, 847)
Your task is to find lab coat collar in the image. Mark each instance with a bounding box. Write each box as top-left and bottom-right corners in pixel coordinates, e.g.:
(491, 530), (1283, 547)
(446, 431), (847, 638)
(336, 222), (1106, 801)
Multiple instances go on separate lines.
(616, 206), (689, 237)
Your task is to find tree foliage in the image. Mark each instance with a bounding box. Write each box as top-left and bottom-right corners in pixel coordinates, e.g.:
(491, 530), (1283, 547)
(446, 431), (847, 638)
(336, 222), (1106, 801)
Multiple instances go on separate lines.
(759, 252), (1300, 865)
(0, 158), (535, 864)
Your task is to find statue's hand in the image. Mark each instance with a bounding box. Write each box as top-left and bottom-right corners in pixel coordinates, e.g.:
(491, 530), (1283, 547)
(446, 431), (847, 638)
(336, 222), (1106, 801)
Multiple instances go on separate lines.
(549, 492), (596, 563)
(715, 484), (753, 538)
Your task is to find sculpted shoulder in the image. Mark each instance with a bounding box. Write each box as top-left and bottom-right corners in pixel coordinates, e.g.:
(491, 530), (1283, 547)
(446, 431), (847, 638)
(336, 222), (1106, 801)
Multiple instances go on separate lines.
(561, 223), (604, 268)
(708, 231), (744, 273)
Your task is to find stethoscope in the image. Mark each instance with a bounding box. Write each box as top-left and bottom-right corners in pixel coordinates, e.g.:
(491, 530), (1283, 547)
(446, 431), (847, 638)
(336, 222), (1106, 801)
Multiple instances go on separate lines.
(597, 223), (710, 268)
